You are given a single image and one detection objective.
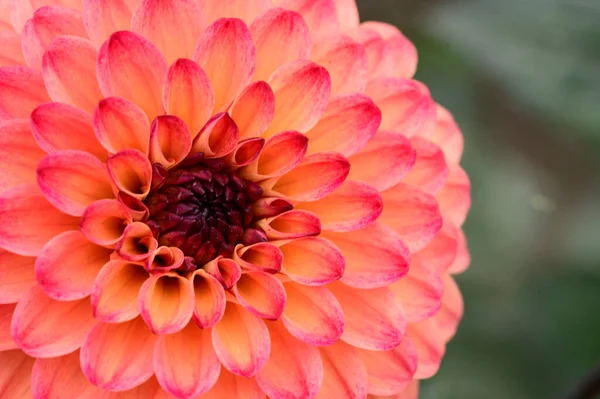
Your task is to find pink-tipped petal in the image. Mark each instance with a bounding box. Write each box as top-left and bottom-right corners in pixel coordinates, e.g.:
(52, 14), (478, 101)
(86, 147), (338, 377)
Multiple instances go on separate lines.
(256, 320), (323, 399)
(117, 222), (157, 261)
(131, 0), (205, 64)
(42, 36), (102, 113)
(231, 81), (275, 139)
(225, 137), (265, 168)
(190, 269), (226, 329)
(31, 351), (105, 399)
(435, 274), (465, 343)
(297, 180), (383, 232)
(80, 199), (133, 247)
(331, 0), (359, 31)
(264, 60), (331, 137)
(329, 281), (406, 351)
(21, 5), (86, 69)
(35, 230), (112, 301)
(0, 250), (36, 304)
(306, 93), (380, 157)
(82, 0), (137, 46)
(358, 336), (418, 396)
(448, 228), (470, 274)
(0, 350), (35, 398)
(262, 152), (350, 202)
(365, 78), (436, 136)
(278, 236), (345, 286)
(139, 273), (194, 335)
(30, 102), (107, 160)
(234, 242), (283, 273)
(97, 31), (167, 118)
(241, 130), (308, 180)
(193, 18), (255, 112)
(407, 317), (445, 380)
(430, 104), (464, 164)
(250, 8), (311, 81)
(155, 323), (220, 398)
(0, 184), (79, 256)
(36, 150), (113, 216)
(274, 0), (339, 42)
(107, 149), (153, 200)
(145, 246), (185, 272)
(80, 317), (157, 391)
(0, 303), (18, 350)
(11, 285), (96, 357)
(162, 58), (214, 136)
(436, 165), (471, 228)
(281, 282), (344, 346)
(0, 119), (46, 192)
(0, 66), (50, 120)
(200, 0), (270, 25)
(201, 369), (265, 399)
(257, 210), (321, 240)
(380, 182), (443, 253)
(348, 130), (416, 192)
(317, 341), (367, 399)
(0, 32), (26, 66)
(149, 115), (193, 169)
(322, 222), (409, 289)
(91, 260), (148, 323)
(203, 256), (242, 289)
(191, 112), (240, 158)
(233, 271), (286, 319)
(413, 220), (459, 273)
(251, 197), (294, 219)
(403, 137), (449, 194)
(211, 302), (270, 377)
(311, 34), (368, 96)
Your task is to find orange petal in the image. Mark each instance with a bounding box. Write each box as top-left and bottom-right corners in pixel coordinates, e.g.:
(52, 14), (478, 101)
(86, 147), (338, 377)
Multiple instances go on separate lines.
(145, 246), (185, 272)
(448, 228), (470, 274)
(191, 112), (240, 158)
(31, 102), (107, 161)
(347, 131), (416, 192)
(97, 31), (167, 118)
(154, 323), (220, 397)
(241, 130), (308, 180)
(211, 302), (270, 377)
(80, 199), (133, 247)
(203, 256), (242, 289)
(358, 336), (418, 396)
(297, 180), (382, 232)
(250, 7), (311, 82)
(380, 182), (443, 253)
(281, 282), (343, 346)
(80, 318), (157, 391)
(233, 271), (286, 319)
(251, 197), (293, 219)
(93, 96), (151, 155)
(0, 66), (50, 121)
(82, 0), (137, 46)
(278, 236), (344, 286)
(395, 380), (420, 399)
(0, 350), (35, 398)
(91, 260), (148, 323)
(193, 18), (256, 112)
(317, 340), (367, 399)
(403, 137), (449, 194)
(434, 274), (464, 344)
(35, 230), (112, 301)
(311, 34), (368, 96)
(329, 281), (406, 350)
(231, 81), (274, 139)
(42, 36), (102, 113)
(413, 220), (459, 273)
(436, 165), (471, 228)
(0, 303), (18, 350)
(31, 351), (104, 399)
(108, 149), (153, 200)
(264, 60), (331, 137)
(331, 0), (359, 32)
(11, 285), (97, 357)
(407, 317), (445, 380)
(256, 320), (323, 399)
(0, 119), (46, 192)
(131, 0), (205, 64)
(21, 5), (86, 69)
(322, 223), (409, 289)
(262, 152), (350, 202)
(162, 58), (215, 136)
(234, 242), (283, 273)
(116, 222), (158, 261)
(200, 368), (265, 399)
(0, 184), (79, 256)
(190, 269), (226, 329)
(0, 32), (26, 66)
(0, 250), (36, 304)
(275, 0), (340, 42)
(224, 137), (265, 169)
(257, 210), (321, 240)
(306, 93), (380, 156)
(36, 150), (114, 216)
(429, 104), (464, 164)
(200, 0), (271, 25)
(149, 115), (192, 169)
(365, 78), (435, 136)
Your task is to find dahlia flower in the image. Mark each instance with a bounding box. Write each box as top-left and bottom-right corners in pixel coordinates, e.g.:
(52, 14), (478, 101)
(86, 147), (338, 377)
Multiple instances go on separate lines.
(0, 0), (471, 398)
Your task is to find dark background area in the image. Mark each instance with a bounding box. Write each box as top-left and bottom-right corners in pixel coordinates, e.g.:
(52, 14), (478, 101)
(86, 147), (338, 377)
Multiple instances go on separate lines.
(355, 1), (600, 398)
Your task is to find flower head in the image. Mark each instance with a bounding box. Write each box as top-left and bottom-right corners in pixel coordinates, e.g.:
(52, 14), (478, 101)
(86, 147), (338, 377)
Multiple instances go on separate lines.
(0, 0), (471, 398)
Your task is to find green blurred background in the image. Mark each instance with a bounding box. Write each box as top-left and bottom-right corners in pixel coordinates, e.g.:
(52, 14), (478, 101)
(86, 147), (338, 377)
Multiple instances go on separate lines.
(356, 1), (600, 398)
